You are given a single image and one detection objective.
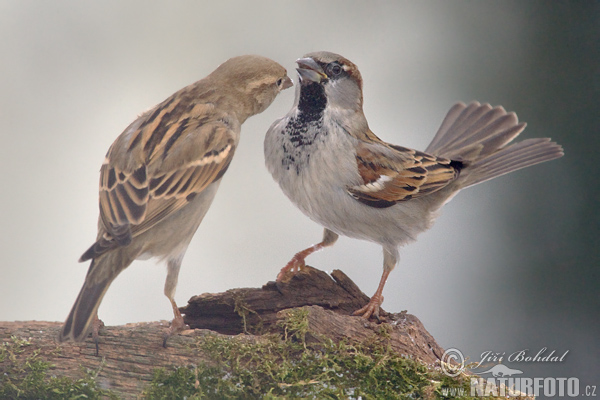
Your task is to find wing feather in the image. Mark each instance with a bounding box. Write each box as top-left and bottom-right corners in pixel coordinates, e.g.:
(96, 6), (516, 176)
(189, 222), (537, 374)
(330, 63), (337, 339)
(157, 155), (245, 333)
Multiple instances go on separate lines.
(81, 115), (236, 261)
(347, 141), (461, 208)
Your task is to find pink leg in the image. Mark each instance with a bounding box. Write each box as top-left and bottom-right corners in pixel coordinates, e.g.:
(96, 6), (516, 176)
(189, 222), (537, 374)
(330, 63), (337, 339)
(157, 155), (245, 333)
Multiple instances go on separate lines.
(277, 229), (338, 282)
(353, 247), (398, 320)
(162, 257), (189, 347)
(353, 268), (391, 319)
(163, 297), (188, 348)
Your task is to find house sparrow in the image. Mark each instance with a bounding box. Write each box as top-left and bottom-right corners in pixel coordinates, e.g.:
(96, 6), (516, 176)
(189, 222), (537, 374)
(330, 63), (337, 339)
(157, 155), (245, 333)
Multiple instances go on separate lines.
(60, 55), (292, 350)
(264, 51), (563, 319)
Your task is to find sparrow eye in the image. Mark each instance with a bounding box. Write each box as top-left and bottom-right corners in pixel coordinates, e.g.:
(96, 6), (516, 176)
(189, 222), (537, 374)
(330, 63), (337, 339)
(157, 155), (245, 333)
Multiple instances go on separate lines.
(327, 62), (343, 77)
(276, 78), (283, 87)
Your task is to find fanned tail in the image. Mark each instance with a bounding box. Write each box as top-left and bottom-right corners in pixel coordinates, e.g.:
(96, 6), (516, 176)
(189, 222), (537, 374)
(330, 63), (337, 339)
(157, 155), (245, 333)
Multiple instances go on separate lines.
(462, 137), (563, 187)
(426, 102), (563, 189)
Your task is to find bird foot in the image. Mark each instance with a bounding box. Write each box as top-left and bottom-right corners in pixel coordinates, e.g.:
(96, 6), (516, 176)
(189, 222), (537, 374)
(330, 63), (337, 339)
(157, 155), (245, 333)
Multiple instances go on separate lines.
(162, 314), (189, 348)
(276, 255), (306, 283)
(353, 294), (384, 320)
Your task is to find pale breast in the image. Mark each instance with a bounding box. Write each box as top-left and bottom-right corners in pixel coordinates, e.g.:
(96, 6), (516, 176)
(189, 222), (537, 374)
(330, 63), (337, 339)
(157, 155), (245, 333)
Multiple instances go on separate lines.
(265, 114), (446, 249)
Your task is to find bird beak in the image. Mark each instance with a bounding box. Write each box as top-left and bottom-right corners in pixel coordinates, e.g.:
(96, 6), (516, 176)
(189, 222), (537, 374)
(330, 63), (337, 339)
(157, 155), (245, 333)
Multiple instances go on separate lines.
(296, 57), (327, 84)
(281, 76), (293, 90)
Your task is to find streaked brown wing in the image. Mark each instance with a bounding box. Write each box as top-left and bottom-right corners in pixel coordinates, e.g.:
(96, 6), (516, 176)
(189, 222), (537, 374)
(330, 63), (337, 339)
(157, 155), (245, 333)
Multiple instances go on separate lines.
(347, 142), (461, 208)
(134, 127), (235, 238)
(98, 163), (148, 244)
(81, 118), (235, 261)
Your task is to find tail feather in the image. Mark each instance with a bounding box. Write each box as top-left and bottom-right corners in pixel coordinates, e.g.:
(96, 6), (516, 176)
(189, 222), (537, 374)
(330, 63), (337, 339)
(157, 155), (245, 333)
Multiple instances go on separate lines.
(427, 102), (476, 152)
(426, 102), (526, 161)
(426, 101), (563, 189)
(59, 251), (129, 343)
(461, 138), (564, 188)
(438, 104), (510, 154)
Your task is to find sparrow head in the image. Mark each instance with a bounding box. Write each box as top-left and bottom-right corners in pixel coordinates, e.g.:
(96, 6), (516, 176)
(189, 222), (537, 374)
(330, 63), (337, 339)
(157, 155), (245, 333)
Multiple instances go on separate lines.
(209, 55), (293, 120)
(295, 51), (364, 114)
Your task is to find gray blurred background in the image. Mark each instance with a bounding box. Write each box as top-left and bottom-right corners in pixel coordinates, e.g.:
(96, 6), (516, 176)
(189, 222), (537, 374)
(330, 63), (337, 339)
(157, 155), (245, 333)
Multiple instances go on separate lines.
(1, 0), (598, 390)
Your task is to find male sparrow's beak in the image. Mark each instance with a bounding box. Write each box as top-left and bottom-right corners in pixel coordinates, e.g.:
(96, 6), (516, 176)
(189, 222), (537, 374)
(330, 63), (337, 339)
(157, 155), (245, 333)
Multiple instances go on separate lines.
(296, 57), (327, 84)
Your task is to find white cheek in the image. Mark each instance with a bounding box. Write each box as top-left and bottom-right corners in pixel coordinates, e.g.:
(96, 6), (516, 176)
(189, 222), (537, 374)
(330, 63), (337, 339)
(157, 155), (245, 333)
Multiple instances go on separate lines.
(325, 79), (361, 111)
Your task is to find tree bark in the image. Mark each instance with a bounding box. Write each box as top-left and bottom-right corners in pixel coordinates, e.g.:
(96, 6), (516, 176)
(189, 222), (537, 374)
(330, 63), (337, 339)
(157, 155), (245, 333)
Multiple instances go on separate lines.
(0, 266), (446, 398)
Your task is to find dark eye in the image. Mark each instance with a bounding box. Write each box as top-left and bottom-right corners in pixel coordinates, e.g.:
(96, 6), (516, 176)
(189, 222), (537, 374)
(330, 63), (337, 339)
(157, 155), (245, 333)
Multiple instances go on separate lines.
(276, 78), (283, 86)
(327, 62), (343, 77)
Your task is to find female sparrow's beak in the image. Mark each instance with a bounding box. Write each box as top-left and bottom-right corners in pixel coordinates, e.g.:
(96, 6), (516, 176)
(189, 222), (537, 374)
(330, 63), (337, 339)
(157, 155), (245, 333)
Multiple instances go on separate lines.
(296, 57), (327, 84)
(280, 76), (294, 90)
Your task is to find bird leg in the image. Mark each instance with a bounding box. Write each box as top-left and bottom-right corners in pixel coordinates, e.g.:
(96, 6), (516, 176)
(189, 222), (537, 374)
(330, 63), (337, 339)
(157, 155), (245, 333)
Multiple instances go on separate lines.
(353, 247), (397, 320)
(163, 297), (188, 348)
(353, 268), (390, 320)
(162, 256), (189, 347)
(277, 229), (338, 282)
(91, 314), (104, 356)
(276, 246), (318, 281)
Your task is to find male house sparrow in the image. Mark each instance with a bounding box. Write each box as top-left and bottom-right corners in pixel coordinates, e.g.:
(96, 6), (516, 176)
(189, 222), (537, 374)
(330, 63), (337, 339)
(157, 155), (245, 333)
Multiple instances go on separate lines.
(60, 55), (292, 348)
(264, 51), (563, 319)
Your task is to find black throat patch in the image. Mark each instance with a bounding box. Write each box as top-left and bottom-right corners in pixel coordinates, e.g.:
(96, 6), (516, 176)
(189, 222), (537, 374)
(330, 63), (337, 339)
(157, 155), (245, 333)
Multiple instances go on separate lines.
(280, 82), (328, 173)
(297, 81), (327, 122)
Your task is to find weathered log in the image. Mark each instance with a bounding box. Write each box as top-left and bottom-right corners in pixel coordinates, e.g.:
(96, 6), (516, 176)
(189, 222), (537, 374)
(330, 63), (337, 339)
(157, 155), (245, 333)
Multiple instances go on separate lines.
(0, 266), (447, 398)
(180, 266), (445, 364)
(180, 266), (373, 334)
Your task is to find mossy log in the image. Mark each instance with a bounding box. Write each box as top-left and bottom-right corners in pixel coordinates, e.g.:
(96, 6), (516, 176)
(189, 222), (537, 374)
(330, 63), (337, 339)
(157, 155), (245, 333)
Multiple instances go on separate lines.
(181, 266), (445, 364)
(0, 266), (447, 398)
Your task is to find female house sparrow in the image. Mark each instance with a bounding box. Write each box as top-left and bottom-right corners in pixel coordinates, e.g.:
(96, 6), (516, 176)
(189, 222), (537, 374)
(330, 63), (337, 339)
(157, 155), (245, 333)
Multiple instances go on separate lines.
(264, 51), (563, 319)
(60, 55), (292, 348)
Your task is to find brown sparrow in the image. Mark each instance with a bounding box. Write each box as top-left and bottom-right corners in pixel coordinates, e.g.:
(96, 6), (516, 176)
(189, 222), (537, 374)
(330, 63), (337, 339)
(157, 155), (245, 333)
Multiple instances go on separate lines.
(264, 51), (563, 319)
(60, 55), (292, 349)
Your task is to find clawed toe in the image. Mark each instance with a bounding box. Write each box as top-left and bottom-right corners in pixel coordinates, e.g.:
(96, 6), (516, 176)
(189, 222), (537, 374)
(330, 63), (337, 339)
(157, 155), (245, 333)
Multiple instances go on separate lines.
(163, 314), (189, 348)
(353, 295), (383, 320)
(276, 258), (305, 282)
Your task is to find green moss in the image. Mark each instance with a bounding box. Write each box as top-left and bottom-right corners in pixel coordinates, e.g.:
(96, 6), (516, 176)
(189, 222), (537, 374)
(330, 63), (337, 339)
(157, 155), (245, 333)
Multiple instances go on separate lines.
(0, 315), (509, 399)
(232, 293), (262, 334)
(0, 336), (118, 400)
(143, 311), (490, 399)
(278, 308), (310, 345)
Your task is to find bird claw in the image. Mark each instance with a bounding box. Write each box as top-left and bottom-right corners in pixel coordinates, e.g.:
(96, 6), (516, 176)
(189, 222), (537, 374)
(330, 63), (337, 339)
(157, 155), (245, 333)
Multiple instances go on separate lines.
(353, 295), (384, 321)
(163, 314), (189, 348)
(276, 256), (306, 282)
